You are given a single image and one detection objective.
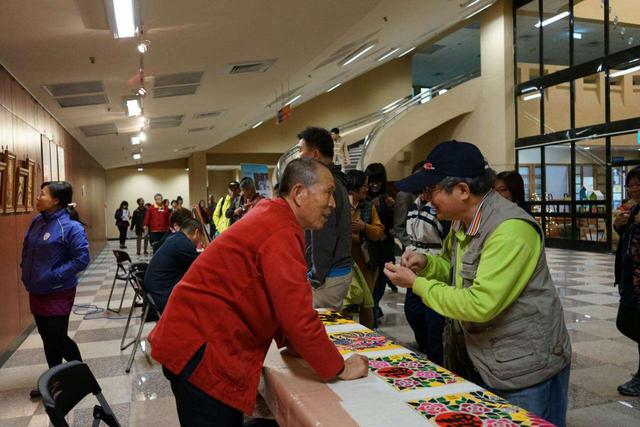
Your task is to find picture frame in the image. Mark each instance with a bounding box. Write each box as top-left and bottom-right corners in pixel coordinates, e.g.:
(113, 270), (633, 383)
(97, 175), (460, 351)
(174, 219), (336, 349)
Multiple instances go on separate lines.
(50, 142), (58, 181)
(2, 150), (16, 214)
(15, 160), (29, 213)
(25, 157), (35, 212)
(0, 157), (6, 213)
(41, 135), (51, 182)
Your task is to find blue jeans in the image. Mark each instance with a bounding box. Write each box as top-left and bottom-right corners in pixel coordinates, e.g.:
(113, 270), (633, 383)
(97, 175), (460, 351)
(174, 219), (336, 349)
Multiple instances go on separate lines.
(490, 364), (570, 427)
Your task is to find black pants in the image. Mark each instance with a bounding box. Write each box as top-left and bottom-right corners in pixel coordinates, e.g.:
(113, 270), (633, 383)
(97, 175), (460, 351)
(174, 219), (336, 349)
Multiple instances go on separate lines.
(34, 315), (82, 368)
(163, 346), (243, 427)
(149, 231), (167, 253)
(404, 289), (446, 365)
(117, 224), (128, 246)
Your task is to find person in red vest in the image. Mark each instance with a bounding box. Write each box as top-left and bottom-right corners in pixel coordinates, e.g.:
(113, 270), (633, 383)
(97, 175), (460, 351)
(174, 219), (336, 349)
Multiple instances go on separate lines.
(149, 158), (368, 426)
(144, 193), (171, 253)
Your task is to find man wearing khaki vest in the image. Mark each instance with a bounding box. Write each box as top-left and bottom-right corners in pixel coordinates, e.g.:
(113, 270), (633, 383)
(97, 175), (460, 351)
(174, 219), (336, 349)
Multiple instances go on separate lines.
(384, 140), (571, 427)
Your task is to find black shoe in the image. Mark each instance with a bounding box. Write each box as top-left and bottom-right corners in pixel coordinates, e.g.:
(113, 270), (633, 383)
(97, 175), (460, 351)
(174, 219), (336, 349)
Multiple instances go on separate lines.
(618, 374), (640, 396)
(143, 252), (149, 255)
(136, 252), (141, 256)
(29, 388), (41, 399)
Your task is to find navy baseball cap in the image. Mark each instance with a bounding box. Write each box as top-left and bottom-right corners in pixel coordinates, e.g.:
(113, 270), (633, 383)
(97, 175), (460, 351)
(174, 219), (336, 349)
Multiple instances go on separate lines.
(394, 140), (487, 193)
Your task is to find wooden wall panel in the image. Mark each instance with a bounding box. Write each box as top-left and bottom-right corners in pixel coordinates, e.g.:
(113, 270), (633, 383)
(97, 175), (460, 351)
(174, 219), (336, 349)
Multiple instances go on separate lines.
(0, 65), (106, 352)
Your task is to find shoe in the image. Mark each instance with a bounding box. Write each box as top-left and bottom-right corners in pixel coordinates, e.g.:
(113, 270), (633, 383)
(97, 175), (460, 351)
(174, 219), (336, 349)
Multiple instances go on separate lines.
(618, 374), (640, 396)
(136, 252), (141, 256)
(29, 388), (41, 399)
(143, 252), (149, 255)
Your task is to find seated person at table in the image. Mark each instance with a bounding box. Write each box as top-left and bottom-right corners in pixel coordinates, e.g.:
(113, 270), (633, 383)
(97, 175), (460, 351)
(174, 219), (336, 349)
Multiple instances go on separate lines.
(144, 218), (202, 313)
(149, 158), (368, 427)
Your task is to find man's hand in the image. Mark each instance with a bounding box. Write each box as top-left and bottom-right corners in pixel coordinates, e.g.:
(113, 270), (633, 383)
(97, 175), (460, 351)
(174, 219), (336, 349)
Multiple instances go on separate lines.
(352, 219), (366, 232)
(338, 354), (369, 380)
(384, 262), (417, 289)
(234, 207), (243, 216)
(400, 250), (428, 273)
(614, 212), (630, 229)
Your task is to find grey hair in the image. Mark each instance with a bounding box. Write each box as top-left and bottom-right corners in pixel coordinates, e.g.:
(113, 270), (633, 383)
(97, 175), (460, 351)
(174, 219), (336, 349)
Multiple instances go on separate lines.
(439, 167), (496, 196)
(277, 158), (328, 197)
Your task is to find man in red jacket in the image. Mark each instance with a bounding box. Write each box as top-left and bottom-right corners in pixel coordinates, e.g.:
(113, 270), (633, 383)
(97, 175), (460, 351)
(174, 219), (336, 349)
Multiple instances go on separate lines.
(149, 158), (368, 427)
(144, 193), (172, 253)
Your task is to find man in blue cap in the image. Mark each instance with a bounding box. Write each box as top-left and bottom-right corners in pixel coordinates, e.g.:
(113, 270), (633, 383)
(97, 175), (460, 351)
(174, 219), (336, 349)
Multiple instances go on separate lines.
(383, 140), (571, 427)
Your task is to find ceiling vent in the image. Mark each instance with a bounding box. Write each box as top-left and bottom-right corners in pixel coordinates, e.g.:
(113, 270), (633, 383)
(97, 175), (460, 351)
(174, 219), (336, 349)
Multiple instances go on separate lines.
(42, 80), (104, 97)
(79, 122), (118, 137)
(187, 126), (215, 133)
(193, 110), (227, 119)
(153, 85), (198, 98)
(55, 94), (109, 108)
(149, 115), (184, 129)
(223, 59), (276, 75)
(153, 72), (203, 87)
(174, 145), (197, 152)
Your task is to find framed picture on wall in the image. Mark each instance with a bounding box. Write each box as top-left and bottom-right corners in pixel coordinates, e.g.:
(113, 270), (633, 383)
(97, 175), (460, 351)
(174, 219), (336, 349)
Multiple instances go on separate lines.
(0, 157), (6, 213)
(15, 161), (29, 213)
(50, 142), (59, 181)
(57, 145), (65, 181)
(25, 158), (35, 212)
(41, 135), (51, 182)
(3, 150), (16, 214)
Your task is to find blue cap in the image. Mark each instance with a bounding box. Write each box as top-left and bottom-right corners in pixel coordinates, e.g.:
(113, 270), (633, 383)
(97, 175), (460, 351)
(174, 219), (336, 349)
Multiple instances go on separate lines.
(394, 140), (487, 193)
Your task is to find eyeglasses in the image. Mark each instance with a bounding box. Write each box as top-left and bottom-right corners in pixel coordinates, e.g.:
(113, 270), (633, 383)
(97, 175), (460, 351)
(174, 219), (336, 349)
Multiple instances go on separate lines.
(423, 185), (442, 199)
(626, 184), (640, 189)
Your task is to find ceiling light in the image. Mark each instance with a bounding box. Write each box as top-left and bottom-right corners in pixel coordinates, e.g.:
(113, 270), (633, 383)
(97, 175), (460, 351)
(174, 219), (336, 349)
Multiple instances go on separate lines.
(377, 48), (400, 62)
(137, 40), (150, 53)
(465, 2), (493, 20)
(136, 87), (147, 96)
(573, 33), (583, 40)
(523, 92), (541, 101)
(130, 136), (141, 145)
(137, 167), (143, 172)
(132, 153), (141, 160)
(610, 64), (640, 78)
(381, 98), (404, 112)
(125, 98), (141, 117)
(138, 116), (148, 127)
(583, 146), (591, 150)
(326, 83), (342, 92)
(398, 47), (416, 58)
(252, 121), (263, 129)
(342, 43), (376, 66)
(105, 0), (139, 39)
(438, 89), (448, 95)
(463, 0), (482, 8)
(535, 11), (570, 28)
(185, 168), (189, 172)
(138, 131), (147, 142)
(284, 94), (302, 107)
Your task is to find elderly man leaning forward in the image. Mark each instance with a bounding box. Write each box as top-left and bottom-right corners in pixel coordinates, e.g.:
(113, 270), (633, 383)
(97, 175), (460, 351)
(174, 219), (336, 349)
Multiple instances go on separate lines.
(149, 158), (368, 427)
(384, 140), (571, 427)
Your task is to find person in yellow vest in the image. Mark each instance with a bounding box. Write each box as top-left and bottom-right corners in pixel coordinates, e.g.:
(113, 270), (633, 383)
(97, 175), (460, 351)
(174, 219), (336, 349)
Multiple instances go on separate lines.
(212, 181), (240, 235)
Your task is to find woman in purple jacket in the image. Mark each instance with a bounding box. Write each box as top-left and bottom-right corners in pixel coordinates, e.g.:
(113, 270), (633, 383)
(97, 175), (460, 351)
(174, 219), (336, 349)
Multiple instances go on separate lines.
(21, 181), (90, 399)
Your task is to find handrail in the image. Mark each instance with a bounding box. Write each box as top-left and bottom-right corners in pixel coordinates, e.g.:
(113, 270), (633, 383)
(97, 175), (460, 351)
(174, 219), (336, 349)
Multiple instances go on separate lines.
(357, 70), (480, 169)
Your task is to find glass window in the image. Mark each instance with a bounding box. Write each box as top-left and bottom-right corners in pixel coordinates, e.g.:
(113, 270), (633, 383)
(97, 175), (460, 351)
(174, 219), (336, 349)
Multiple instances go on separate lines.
(544, 144), (572, 240)
(574, 72), (606, 128)
(543, 81), (571, 133)
(573, 0), (605, 66)
(517, 90), (542, 138)
(610, 60), (640, 122)
(575, 138), (606, 200)
(611, 132), (640, 163)
(608, 0), (640, 56)
(516, 1), (541, 84)
(542, 0), (570, 71)
(518, 147), (542, 208)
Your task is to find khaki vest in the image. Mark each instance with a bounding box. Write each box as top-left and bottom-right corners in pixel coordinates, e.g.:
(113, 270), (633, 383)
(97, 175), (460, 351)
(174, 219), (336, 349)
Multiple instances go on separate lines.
(451, 190), (571, 390)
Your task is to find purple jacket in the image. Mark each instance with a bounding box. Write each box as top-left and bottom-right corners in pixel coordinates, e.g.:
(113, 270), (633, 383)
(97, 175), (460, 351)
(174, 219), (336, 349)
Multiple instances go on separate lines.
(21, 209), (90, 295)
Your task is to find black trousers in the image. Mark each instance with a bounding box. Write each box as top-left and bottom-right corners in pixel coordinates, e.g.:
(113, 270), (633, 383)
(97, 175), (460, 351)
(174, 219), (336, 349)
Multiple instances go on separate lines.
(404, 289), (445, 365)
(163, 346), (243, 427)
(149, 231), (167, 253)
(34, 315), (82, 368)
(117, 224), (128, 246)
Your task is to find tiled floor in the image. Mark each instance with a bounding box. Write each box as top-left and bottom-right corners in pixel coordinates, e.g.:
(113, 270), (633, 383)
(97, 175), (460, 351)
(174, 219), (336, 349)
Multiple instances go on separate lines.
(0, 243), (638, 426)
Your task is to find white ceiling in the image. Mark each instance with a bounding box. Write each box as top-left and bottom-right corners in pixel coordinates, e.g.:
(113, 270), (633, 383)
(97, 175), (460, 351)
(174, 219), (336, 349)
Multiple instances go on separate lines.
(0, 0), (491, 169)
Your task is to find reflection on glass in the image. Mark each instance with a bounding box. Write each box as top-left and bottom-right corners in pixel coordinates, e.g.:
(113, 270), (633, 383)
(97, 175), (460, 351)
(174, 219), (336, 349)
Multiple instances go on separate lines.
(608, 0), (640, 55)
(575, 73), (606, 127)
(518, 147), (542, 205)
(517, 90), (542, 137)
(573, 0), (605, 66)
(516, 1), (540, 84)
(542, 0), (570, 71)
(611, 133), (640, 163)
(575, 138), (606, 201)
(609, 61), (640, 122)
(544, 143), (572, 240)
(544, 82), (571, 133)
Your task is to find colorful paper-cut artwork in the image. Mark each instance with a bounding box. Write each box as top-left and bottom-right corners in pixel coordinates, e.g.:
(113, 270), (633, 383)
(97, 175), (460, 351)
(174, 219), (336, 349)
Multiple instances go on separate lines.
(407, 390), (555, 427)
(317, 310), (354, 326)
(368, 352), (465, 391)
(328, 329), (400, 354)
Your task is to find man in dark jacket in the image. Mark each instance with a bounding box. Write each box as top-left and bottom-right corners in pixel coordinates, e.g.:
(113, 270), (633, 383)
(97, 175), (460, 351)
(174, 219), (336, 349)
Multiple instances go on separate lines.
(144, 218), (202, 313)
(130, 198), (148, 255)
(297, 127), (352, 310)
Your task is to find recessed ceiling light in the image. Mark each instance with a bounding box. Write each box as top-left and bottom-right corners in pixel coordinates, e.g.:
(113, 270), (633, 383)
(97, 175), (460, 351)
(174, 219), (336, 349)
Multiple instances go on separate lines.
(132, 153), (141, 160)
(583, 146), (591, 150)
(341, 43), (376, 66)
(136, 87), (147, 96)
(138, 131), (147, 142)
(573, 33), (583, 40)
(284, 94), (302, 107)
(137, 167), (143, 171)
(463, 0), (482, 8)
(398, 47), (416, 58)
(185, 168), (189, 172)
(377, 48), (400, 62)
(130, 136), (141, 145)
(137, 40), (150, 53)
(252, 121), (264, 129)
(610, 64), (640, 78)
(125, 98), (142, 117)
(105, 0), (139, 39)
(326, 83), (342, 92)
(465, 2), (493, 20)
(535, 11), (570, 28)
(523, 92), (542, 101)
(438, 89), (448, 95)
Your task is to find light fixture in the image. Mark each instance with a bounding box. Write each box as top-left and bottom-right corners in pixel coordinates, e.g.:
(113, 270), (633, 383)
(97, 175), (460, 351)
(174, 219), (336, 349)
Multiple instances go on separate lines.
(326, 83), (342, 92)
(341, 43), (376, 66)
(138, 116), (148, 127)
(462, 0), (482, 8)
(583, 146), (591, 150)
(465, 2), (493, 20)
(523, 92), (542, 101)
(609, 64), (640, 78)
(381, 98), (404, 112)
(535, 11), (570, 28)
(137, 40), (150, 53)
(130, 136), (141, 145)
(438, 89), (448, 95)
(137, 167), (143, 172)
(137, 131), (147, 142)
(398, 47), (416, 58)
(185, 168), (189, 172)
(377, 48), (400, 62)
(573, 33), (583, 40)
(105, 0), (139, 39)
(284, 94), (302, 107)
(125, 98), (142, 117)
(252, 121), (263, 129)
(136, 87), (147, 96)
(132, 153), (141, 160)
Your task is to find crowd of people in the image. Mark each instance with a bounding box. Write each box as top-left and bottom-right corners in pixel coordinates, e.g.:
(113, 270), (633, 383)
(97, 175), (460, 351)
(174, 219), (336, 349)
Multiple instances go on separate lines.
(17, 125), (640, 427)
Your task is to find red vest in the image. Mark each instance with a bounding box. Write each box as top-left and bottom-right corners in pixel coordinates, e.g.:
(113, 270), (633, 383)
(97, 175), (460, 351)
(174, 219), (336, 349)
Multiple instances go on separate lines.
(148, 198), (344, 414)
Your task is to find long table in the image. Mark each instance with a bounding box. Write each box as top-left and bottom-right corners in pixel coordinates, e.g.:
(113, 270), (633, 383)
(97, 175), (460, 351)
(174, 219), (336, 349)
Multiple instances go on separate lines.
(260, 312), (555, 426)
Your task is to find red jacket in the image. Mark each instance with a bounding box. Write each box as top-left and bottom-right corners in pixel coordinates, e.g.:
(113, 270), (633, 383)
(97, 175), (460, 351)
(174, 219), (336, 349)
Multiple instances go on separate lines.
(148, 198), (344, 414)
(144, 205), (171, 232)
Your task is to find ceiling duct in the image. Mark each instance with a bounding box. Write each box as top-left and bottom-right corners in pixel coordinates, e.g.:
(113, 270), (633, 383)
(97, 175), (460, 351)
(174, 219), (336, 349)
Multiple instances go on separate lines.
(153, 85), (198, 98)
(153, 72), (203, 87)
(42, 80), (104, 97)
(56, 94), (109, 108)
(193, 110), (227, 119)
(187, 126), (215, 133)
(149, 115), (184, 129)
(79, 122), (118, 137)
(223, 59), (276, 75)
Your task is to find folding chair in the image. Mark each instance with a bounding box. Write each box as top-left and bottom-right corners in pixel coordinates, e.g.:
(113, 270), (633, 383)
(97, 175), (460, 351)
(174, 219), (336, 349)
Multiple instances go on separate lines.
(120, 263), (148, 353)
(106, 250), (145, 314)
(38, 361), (121, 427)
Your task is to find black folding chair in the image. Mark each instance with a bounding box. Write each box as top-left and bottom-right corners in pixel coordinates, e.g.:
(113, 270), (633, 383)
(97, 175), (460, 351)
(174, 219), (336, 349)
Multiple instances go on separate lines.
(120, 263), (148, 353)
(107, 250), (145, 314)
(38, 361), (121, 427)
